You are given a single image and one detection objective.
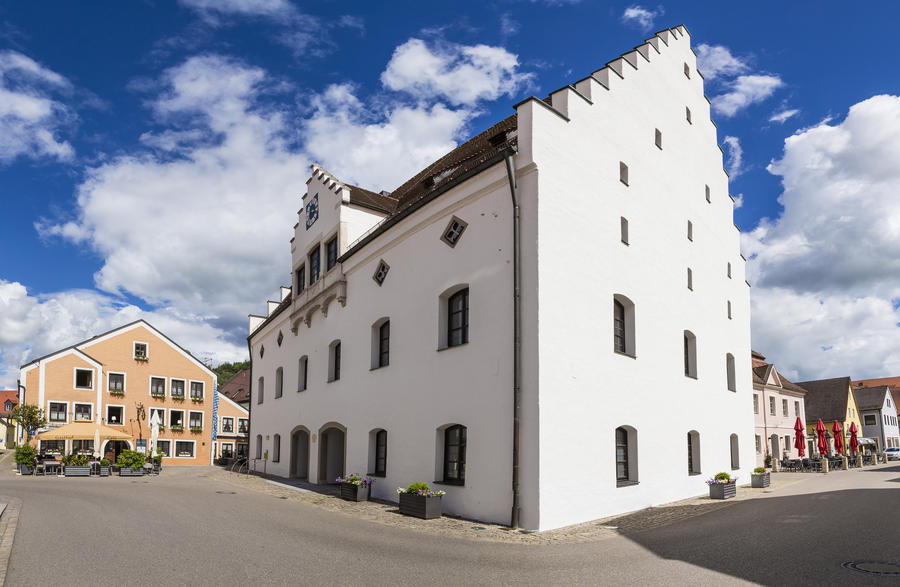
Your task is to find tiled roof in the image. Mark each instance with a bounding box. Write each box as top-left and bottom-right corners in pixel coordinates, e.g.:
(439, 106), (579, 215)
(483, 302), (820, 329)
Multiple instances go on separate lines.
(854, 376), (900, 416)
(853, 386), (891, 411)
(346, 185), (398, 214)
(750, 358), (807, 394)
(0, 390), (17, 414)
(219, 369), (250, 403)
(795, 376), (852, 423)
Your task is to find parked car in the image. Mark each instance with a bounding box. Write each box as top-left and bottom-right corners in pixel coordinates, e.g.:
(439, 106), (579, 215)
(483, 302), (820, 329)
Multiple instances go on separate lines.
(886, 447), (900, 461)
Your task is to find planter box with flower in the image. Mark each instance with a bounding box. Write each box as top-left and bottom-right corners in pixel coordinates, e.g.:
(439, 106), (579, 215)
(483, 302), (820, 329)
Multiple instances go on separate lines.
(190, 426), (203, 433)
(190, 396), (204, 403)
(751, 467), (770, 488)
(63, 454), (92, 476)
(117, 449), (146, 476)
(134, 354), (148, 362)
(397, 483), (445, 519)
(337, 474), (373, 502)
(109, 389), (125, 396)
(707, 472), (737, 499)
(99, 458), (111, 477)
(151, 391), (165, 399)
(171, 393), (185, 400)
(170, 425), (184, 432)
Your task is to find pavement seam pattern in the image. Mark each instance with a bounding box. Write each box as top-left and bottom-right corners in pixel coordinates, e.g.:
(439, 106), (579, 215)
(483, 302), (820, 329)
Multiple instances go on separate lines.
(0, 496), (22, 587)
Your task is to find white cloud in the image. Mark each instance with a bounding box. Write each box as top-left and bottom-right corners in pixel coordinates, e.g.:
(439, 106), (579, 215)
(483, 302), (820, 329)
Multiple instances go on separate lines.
(732, 193), (744, 209)
(381, 38), (534, 107)
(0, 281), (246, 388)
(769, 108), (799, 123)
(0, 50), (74, 163)
(302, 82), (470, 192)
(500, 13), (521, 37)
(711, 74), (783, 117)
(744, 94), (900, 379)
(179, 0), (295, 20)
(621, 5), (662, 32)
(722, 135), (744, 177)
(695, 44), (749, 80)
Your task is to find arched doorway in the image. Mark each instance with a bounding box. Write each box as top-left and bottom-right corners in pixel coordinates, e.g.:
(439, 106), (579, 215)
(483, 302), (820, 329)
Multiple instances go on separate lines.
(290, 426), (310, 479)
(102, 440), (132, 463)
(317, 423), (346, 484)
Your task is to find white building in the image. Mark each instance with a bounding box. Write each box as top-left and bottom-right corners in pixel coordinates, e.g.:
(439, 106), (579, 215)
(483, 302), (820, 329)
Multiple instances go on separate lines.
(247, 24), (754, 532)
(855, 386), (900, 451)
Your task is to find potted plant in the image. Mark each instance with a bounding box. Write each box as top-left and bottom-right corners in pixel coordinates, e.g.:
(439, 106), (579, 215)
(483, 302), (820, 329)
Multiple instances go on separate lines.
(151, 391), (165, 399)
(191, 396), (203, 403)
(135, 353), (148, 362)
(64, 453), (92, 476)
(707, 472), (737, 499)
(109, 389), (125, 396)
(15, 444), (36, 475)
(99, 458), (111, 477)
(152, 451), (163, 473)
(396, 482), (445, 519)
(337, 474), (373, 502)
(170, 424), (184, 432)
(117, 449), (147, 476)
(190, 426), (203, 433)
(751, 466), (770, 488)
(763, 453), (772, 468)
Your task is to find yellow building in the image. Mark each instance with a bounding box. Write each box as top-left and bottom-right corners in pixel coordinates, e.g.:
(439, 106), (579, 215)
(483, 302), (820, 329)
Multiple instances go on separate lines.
(796, 376), (864, 454)
(19, 320), (217, 465)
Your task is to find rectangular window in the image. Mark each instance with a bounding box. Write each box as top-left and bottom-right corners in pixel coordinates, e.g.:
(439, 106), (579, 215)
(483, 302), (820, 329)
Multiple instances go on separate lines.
(190, 381), (204, 400)
(705, 185), (711, 203)
(49, 402), (67, 423)
(727, 262), (732, 278)
(686, 106), (692, 124)
(443, 425), (467, 484)
(150, 408), (166, 428)
(795, 401), (800, 417)
(75, 369), (93, 389)
(170, 410), (185, 429)
(73, 439), (94, 454)
(273, 434), (281, 462)
(325, 236), (338, 271)
(107, 405), (124, 425)
(175, 441), (194, 458)
(755, 435), (761, 453)
(157, 440), (171, 457)
(619, 161), (629, 186)
(615, 427), (629, 481)
(379, 321), (390, 368)
(769, 397), (776, 416)
(684, 62), (691, 78)
(189, 411), (203, 430)
(620, 217), (629, 245)
(333, 342), (341, 381)
(74, 403), (92, 421)
(654, 128), (662, 149)
(108, 373), (125, 392)
(221, 443), (234, 458)
(238, 418), (249, 434)
(257, 377), (264, 404)
(298, 357), (308, 391)
(170, 379), (185, 399)
(150, 377), (166, 397)
(374, 430), (387, 476)
(275, 368), (283, 398)
(753, 394), (759, 414)
(308, 247), (320, 284)
(782, 399), (788, 417)
(448, 288), (469, 347)
(222, 417), (234, 433)
(133, 342), (148, 360)
(727, 300), (733, 319)
(687, 433), (695, 474)
(296, 265), (305, 294)
(687, 268), (693, 290)
(687, 221), (693, 241)
(40, 439), (64, 454)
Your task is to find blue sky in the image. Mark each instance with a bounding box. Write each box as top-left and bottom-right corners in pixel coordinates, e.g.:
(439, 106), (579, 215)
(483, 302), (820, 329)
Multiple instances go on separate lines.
(2, 0), (900, 387)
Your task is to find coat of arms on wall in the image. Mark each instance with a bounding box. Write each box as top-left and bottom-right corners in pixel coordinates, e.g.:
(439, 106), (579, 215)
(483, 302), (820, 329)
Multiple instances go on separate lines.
(305, 193), (319, 230)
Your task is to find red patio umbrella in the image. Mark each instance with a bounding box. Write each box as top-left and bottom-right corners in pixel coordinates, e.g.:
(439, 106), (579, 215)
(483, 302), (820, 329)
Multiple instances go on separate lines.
(832, 420), (845, 455)
(816, 419), (828, 455)
(849, 421), (860, 454)
(794, 417), (806, 457)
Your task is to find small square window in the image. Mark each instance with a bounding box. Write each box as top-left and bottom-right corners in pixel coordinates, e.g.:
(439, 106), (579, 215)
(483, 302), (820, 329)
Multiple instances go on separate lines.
(107, 405), (124, 425)
(655, 128), (662, 149)
(134, 342), (148, 360)
(441, 217), (468, 248)
(684, 63), (691, 78)
(619, 161), (629, 186)
(373, 260), (390, 286)
(75, 369), (93, 389)
(686, 107), (692, 124)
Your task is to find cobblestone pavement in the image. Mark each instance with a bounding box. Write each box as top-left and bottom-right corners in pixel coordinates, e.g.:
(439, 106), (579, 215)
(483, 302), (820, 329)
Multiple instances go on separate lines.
(204, 467), (811, 545)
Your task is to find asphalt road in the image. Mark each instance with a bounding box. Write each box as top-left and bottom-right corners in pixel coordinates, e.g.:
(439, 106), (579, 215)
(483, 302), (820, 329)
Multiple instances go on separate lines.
(1, 461), (898, 586)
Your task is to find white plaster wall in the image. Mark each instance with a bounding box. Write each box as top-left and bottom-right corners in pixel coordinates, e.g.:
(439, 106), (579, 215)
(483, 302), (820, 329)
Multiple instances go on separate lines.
(252, 163), (516, 526)
(753, 386), (807, 466)
(524, 26), (755, 530)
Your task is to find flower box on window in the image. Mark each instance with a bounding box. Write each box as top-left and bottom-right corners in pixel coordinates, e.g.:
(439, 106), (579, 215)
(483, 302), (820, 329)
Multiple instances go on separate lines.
(190, 426), (202, 433)
(170, 425), (184, 432)
(109, 389), (125, 396)
(171, 393), (185, 400)
(134, 354), (148, 362)
(177, 451), (192, 457)
(151, 391), (165, 399)
(190, 396), (203, 403)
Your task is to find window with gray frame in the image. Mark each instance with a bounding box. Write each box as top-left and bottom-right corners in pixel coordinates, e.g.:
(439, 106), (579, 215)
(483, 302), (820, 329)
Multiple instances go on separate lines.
(298, 356), (308, 391)
(74, 404), (91, 421)
(616, 427), (629, 482)
(441, 217), (468, 247)
(378, 321), (390, 368)
(273, 434), (281, 462)
(257, 377), (264, 404)
(374, 430), (387, 476)
(325, 236), (338, 271)
(275, 367), (283, 398)
(296, 265), (305, 294)
(109, 373), (124, 392)
(373, 260), (390, 285)
(443, 425), (467, 485)
(448, 289), (469, 347)
(308, 247), (320, 284)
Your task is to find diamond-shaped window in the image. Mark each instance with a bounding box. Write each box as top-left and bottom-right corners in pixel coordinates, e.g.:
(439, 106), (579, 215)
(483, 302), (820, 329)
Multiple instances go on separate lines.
(441, 216), (468, 248)
(259, 345), (265, 358)
(277, 331), (284, 346)
(373, 260), (390, 286)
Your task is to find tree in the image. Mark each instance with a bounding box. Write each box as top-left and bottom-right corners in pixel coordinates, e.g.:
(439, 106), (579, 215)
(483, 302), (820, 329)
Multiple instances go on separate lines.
(11, 404), (47, 442)
(212, 360), (250, 387)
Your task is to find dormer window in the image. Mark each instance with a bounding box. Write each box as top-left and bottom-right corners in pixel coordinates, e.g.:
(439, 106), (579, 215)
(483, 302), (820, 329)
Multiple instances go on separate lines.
(134, 342), (148, 361)
(441, 217), (468, 248)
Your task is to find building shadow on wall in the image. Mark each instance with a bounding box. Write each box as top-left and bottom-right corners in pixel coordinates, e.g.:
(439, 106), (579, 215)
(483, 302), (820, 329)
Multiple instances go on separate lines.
(620, 488), (900, 585)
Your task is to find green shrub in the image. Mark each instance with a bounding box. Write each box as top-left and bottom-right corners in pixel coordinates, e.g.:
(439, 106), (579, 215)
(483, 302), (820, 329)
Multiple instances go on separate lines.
(15, 444), (35, 467)
(714, 472), (731, 482)
(753, 467), (766, 474)
(116, 449), (146, 470)
(404, 482), (431, 494)
(100, 458), (111, 466)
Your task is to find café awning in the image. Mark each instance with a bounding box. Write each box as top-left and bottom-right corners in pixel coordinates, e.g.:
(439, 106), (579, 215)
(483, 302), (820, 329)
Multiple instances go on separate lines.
(36, 421), (132, 441)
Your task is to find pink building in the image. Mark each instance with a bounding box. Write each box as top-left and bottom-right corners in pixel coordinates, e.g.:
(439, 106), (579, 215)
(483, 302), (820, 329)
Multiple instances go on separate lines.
(752, 351), (808, 467)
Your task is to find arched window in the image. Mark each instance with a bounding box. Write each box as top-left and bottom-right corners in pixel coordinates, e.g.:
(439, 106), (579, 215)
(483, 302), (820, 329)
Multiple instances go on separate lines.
(725, 353), (736, 391)
(257, 377), (264, 404)
(369, 429), (387, 476)
(684, 330), (697, 378)
(273, 434), (281, 462)
(443, 425), (467, 485)
(328, 340), (341, 382)
(613, 295), (636, 357)
(448, 289), (469, 347)
(275, 367), (283, 399)
(687, 430), (701, 475)
(255, 434), (262, 459)
(615, 426), (638, 486)
(730, 434), (739, 470)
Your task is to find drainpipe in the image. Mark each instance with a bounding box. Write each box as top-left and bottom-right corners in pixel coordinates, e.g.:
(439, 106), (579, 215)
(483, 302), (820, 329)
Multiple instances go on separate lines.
(504, 150), (522, 529)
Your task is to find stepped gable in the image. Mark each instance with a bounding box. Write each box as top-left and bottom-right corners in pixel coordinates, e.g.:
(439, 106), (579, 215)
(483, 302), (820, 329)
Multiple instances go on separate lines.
(309, 164), (398, 214)
(796, 376), (852, 423)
